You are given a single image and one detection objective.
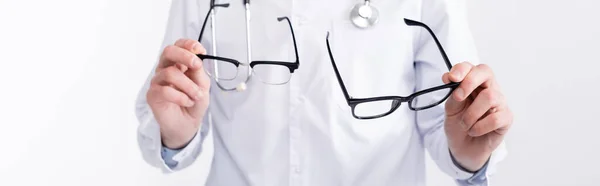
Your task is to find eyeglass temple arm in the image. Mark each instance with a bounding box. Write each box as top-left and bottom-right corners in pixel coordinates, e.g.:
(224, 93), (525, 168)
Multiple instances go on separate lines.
(197, 54), (241, 66)
(277, 17), (300, 65)
(198, 3), (230, 42)
(326, 32), (351, 101)
(404, 18), (453, 71)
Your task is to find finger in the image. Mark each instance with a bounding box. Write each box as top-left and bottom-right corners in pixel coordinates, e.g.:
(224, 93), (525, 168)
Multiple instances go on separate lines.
(184, 68), (211, 116)
(176, 63), (188, 72)
(186, 65), (211, 92)
(461, 88), (504, 131)
(174, 39), (206, 55)
(468, 109), (512, 137)
(454, 64), (494, 101)
(160, 45), (202, 70)
(152, 66), (203, 101)
(442, 72), (451, 84)
(448, 62), (474, 82)
(150, 84), (195, 107)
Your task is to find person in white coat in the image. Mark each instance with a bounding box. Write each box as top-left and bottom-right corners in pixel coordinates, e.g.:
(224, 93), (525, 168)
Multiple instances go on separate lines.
(135, 0), (513, 185)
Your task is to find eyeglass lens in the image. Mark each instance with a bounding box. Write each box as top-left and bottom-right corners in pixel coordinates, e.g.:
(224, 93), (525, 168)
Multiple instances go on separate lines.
(410, 87), (452, 109)
(252, 65), (293, 85)
(203, 58), (239, 81)
(353, 99), (398, 118)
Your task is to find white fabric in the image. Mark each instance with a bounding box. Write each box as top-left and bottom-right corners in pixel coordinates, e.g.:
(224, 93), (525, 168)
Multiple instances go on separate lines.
(135, 0), (507, 185)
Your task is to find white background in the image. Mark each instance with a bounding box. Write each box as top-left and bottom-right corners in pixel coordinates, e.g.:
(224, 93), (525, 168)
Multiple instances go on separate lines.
(0, 0), (599, 185)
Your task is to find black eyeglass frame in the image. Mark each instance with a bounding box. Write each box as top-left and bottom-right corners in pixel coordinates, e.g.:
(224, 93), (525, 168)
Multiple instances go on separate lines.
(195, 3), (300, 79)
(326, 18), (461, 120)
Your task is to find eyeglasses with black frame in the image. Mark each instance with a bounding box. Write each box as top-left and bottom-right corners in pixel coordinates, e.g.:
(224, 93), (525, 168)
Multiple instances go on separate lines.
(196, 3), (300, 89)
(326, 18), (461, 120)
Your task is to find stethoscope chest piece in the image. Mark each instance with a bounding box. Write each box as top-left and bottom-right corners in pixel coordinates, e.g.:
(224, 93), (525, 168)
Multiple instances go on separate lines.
(350, 1), (379, 29)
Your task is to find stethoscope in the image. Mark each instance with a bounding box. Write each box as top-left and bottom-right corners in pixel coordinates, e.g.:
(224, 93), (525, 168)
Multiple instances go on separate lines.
(350, 0), (380, 29)
(210, 0), (253, 92)
(209, 0), (379, 92)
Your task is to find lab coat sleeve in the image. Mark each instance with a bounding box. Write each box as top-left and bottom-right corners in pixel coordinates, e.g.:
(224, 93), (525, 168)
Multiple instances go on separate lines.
(412, 0), (507, 184)
(134, 0), (212, 173)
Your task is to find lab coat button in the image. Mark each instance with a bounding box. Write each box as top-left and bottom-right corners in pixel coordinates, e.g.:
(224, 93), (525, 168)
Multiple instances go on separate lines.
(294, 167), (301, 173)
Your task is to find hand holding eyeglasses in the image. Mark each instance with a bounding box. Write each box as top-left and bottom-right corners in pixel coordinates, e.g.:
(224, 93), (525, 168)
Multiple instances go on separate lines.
(326, 18), (513, 172)
(444, 62), (513, 172)
(146, 39), (211, 149)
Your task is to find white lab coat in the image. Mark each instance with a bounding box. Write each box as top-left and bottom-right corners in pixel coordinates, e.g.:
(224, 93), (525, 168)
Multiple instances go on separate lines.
(135, 0), (507, 185)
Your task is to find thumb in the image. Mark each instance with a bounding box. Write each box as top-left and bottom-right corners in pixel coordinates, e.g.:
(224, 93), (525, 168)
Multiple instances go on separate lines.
(185, 67), (211, 118)
(444, 72), (468, 117)
(184, 53), (210, 118)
